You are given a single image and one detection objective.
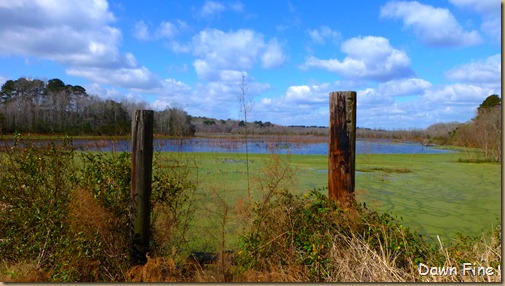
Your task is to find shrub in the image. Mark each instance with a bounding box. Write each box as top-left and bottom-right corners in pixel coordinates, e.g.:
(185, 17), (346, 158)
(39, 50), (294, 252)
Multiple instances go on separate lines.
(0, 135), (76, 269)
(150, 152), (197, 262)
(0, 136), (132, 282)
(236, 188), (435, 282)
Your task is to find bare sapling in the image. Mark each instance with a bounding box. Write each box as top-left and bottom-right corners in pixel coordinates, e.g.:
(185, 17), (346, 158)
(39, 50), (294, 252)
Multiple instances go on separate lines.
(237, 74), (254, 203)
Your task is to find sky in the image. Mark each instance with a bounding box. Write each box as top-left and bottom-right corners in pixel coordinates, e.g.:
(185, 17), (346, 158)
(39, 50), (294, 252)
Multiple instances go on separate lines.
(0, 0), (501, 129)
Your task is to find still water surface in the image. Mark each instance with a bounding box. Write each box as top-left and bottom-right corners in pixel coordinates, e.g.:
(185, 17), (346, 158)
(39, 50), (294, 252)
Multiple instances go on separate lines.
(71, 137), (453, 155)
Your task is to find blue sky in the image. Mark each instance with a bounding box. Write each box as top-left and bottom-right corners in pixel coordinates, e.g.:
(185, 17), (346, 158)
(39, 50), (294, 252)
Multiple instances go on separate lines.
(0, 0), (501, 129)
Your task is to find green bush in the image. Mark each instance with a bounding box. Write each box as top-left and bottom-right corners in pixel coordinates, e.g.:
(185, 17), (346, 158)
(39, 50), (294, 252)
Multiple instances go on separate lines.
(150, 152), (197, 263)
(0, 136), (132, 281)
(236, 189), (434, 281)
(0, 135), (76, 266)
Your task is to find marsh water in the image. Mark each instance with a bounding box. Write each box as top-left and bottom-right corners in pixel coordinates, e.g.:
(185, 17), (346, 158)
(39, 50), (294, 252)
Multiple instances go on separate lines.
(67, 137), (454, 155)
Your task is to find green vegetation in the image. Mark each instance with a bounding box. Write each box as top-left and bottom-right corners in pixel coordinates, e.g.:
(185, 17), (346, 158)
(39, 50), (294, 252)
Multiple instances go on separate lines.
(0, 135), (501, 282)
(180, 151), (500, 244)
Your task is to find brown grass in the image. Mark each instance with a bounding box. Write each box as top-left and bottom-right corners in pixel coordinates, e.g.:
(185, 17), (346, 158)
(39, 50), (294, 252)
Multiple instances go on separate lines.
(67, 189), (112, 238)
(60, 188), (129, 281)
(327, 231), (416, 282)
(126, 255), (178, 282)
(0, 262), (47, 282)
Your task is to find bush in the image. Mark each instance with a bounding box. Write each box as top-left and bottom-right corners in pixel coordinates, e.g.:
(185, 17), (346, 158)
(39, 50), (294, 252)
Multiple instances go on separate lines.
(0, 135), (76, 268)
(236, 189), (435, 282)
(0, 136), (131, 282)
(150, 152), (197, 262)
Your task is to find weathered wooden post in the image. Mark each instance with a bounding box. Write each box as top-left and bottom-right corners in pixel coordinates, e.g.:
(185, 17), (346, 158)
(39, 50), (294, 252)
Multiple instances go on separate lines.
(328, 91), (356, 207)
(130, 109), (154, 265)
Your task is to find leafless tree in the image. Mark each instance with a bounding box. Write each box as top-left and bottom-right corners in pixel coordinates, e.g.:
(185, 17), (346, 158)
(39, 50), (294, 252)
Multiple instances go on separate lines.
(237, 74), (254, 201)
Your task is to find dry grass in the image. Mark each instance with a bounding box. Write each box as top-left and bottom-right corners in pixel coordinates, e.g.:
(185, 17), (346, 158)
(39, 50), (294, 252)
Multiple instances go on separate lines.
(67, 189), (112, 238)
(327, 232), (416, 282)
(419, 231), (502, 283)
(0, 262), (47, 282)
(126, 255), (178, 282)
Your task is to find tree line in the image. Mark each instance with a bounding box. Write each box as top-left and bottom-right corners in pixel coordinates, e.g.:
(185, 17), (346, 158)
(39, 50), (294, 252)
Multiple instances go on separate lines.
(450, 94), (501, 162)
(0, 77), (195, 136)
(1, 77), (500, 161)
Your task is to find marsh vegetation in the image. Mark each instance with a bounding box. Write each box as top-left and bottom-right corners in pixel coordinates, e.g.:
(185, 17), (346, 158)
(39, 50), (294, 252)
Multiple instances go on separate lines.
(0, 135), (500, 282)
(0, 78), (501, 281)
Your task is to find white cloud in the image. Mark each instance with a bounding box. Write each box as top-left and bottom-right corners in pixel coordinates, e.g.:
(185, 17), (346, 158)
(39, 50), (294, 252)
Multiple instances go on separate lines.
(67, 66), (161, 91)
(449, 0), (500, 42)
(133, 20), (150, 40)
(150, 78), (193, 110)
(0, 0), (120, 66)
(157, 21), (178, 39)
(303, 36), (413, 81)
(445, 54), (501, 84)
(0, 0), (168, 93)
(449, 0), (498, 15)
(0, 1), (192, 101)
(0, 75), (8, 87)
(380, 1), (482, 47)
(252, 81), (351, 126)
(133, 20), (180, 41)
(260, 39), (286, 68)
(356, 88), (395, 108)
(422, 83), (499, 104)
(175, 28), (285, 81)
(354, 86), (487, 129)
(196, 0), (245, 18)
(199, 0), (226, 18)
(285, 85), (326, 104)
(307, 26), (341, 45)
(378, 78), (432, 96)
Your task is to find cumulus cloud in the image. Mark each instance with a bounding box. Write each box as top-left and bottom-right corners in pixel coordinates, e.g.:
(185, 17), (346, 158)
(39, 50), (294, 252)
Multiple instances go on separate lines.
(0, 0), (119, 66)
(444, 54), (501, 84)
(303, 36), (413, 81)
(356, 88), (395, 109)
(380, 1), (482, 47)
(260, 39), (286, 68)
(285, 84), (330, 105)
(150, 78), (194, 110)
(253, 81), (357, 126)
(67, 65), (162, 91)
(421, 83), (499, 104)
(0, 0), (164, 92)
(174, 28), (286, 81)
(378, 78), (432, 96)
(355, 86), (485, 129)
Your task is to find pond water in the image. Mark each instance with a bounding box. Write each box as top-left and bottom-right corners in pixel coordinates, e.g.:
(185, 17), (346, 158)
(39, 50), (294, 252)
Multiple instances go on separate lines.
(69, 137), (454, 155)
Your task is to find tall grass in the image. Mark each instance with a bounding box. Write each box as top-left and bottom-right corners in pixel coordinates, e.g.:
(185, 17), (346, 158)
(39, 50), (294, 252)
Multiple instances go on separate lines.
(0, 136), (501, 282)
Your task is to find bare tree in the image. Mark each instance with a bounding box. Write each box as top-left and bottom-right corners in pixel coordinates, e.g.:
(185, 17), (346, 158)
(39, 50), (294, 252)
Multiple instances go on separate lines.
(237, 74), (254, 201)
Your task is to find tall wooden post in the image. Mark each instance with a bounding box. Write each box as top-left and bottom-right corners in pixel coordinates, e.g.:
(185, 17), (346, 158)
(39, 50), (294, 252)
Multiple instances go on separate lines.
(328, 91), (356, 207)
(130, 110), (154, 265)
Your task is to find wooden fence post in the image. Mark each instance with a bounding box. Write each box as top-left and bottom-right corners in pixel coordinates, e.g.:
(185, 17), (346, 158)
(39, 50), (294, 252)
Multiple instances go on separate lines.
(328, 91), (356, 207)
(130, 109), (154, 265)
